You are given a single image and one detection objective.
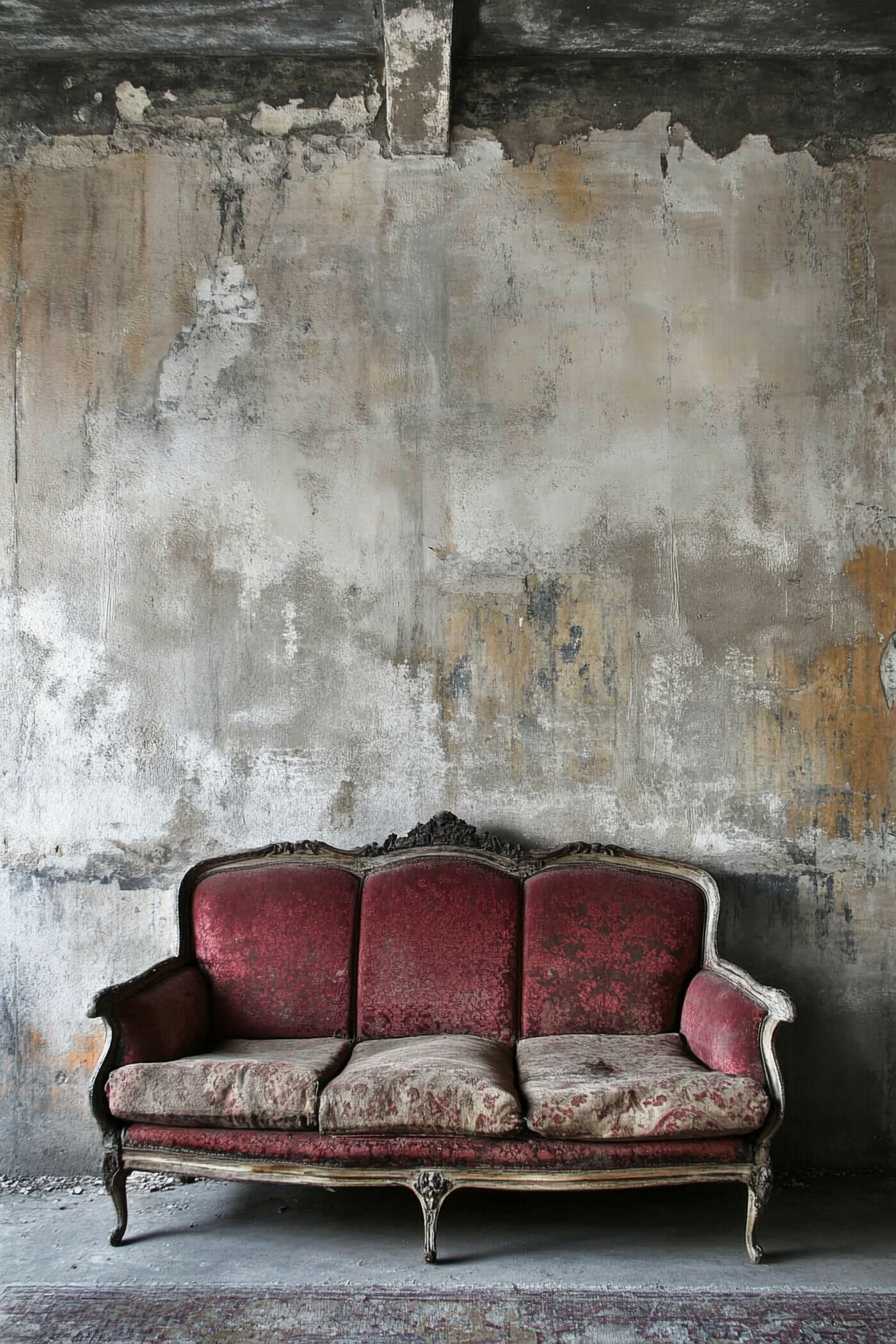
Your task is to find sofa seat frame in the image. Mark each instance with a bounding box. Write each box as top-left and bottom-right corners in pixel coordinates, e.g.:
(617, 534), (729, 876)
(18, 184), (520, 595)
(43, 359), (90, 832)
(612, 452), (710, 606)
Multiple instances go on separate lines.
(89, 813), (794, 1264)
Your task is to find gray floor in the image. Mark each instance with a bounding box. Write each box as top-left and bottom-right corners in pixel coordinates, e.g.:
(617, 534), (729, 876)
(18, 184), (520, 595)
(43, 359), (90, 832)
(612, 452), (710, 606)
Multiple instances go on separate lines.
(1, 1171), (894, 1291)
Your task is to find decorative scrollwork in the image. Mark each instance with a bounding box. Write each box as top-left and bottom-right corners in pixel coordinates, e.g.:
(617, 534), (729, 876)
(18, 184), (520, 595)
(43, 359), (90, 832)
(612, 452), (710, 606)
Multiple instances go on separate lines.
(372, 812), (524, 859)
(258, 813), (637, 866)
(538, 841), (633, 859)
(414, 1169), (450, 1208)
(260, 839), (329, 857)
(750, 1163), (773, 1213)
(102, 1143), (128, 1247)
(261, 813), (525, 861)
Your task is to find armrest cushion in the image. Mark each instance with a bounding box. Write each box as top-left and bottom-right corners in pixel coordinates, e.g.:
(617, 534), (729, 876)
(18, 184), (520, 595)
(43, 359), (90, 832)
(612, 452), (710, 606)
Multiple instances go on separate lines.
(680, 970), (766, 1085)
(117, 967), (211, 1066)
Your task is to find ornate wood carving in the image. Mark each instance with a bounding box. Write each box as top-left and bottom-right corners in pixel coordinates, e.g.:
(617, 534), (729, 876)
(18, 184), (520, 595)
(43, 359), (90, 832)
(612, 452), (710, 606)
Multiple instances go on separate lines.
(260, 811), (526, 860)
(413, 1169), (452, 1263)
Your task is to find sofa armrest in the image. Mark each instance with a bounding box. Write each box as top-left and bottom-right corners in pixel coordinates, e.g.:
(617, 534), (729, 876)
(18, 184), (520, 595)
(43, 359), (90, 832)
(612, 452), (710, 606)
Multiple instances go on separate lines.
(681, 964), (795, 1129)
(87, 960), (210, 1137)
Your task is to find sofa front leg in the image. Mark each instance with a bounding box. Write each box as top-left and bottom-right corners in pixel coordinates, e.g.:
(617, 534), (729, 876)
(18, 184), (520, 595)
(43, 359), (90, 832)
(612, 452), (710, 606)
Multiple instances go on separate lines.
(103, 1144), (129, 1247)
(412, 1171), (452, 1263)
(745, 1163), (772, 1264)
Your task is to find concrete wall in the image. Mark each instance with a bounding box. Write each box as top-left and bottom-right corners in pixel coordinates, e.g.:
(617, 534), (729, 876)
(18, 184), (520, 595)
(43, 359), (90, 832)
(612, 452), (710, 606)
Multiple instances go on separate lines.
(1, 110), (895, 1173)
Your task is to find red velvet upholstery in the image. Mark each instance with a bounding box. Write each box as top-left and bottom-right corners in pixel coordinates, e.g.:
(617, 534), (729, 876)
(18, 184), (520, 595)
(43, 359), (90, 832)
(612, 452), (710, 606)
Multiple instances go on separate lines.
(124, 1123), (751, 1170)
(522, 866), (705, 1036)
(118, 967), (210, 1067)
(356, 859), (521, 1043)
(681, 971), (767, 1086)
(193, 864), (360, 1039)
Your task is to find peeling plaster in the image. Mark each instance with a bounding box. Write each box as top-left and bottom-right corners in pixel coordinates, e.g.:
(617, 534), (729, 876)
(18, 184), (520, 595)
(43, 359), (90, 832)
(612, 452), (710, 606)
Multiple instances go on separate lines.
(881, 633), (896, 709)
(250, 91), (381, 138)
(114, 80), (152, 125)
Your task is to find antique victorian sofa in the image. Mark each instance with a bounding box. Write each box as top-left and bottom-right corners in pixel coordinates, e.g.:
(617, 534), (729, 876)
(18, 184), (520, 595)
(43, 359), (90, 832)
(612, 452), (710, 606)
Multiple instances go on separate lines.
(88, 813), (794, 1263)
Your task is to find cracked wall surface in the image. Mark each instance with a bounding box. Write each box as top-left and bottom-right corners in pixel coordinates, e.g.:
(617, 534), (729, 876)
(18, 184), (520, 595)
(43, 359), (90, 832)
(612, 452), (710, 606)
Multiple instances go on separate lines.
(1, 111), (896, 1172)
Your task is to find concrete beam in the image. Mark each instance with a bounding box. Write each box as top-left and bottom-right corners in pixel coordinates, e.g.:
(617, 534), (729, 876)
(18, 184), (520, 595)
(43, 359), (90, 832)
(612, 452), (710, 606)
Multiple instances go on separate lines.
(382, 1), (453, 156)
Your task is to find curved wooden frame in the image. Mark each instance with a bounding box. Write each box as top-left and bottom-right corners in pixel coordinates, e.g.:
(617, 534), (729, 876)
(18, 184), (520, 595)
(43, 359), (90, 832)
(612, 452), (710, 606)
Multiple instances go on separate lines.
(88, 813), (795, 1264)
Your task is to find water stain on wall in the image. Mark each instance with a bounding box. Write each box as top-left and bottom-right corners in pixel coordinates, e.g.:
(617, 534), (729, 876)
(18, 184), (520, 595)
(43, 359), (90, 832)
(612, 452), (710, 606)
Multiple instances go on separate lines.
(434, 573), (629, 784)
(768, 542), (895, 841)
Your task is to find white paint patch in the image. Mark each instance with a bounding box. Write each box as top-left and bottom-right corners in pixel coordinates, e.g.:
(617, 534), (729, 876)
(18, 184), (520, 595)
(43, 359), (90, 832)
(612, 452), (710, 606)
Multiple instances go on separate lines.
(250, 92), (380, 138)
(383, 3), (452, 154)
(114, 81), (152, 125)
(157, 259), (260, 420)
(384, 6), (449, 76)
(880, 633), (896, 708)
(196, 261), (260, 327)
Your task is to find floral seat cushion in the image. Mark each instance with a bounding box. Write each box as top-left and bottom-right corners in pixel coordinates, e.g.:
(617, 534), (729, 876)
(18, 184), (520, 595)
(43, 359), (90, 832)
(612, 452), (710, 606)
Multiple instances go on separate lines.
(318, 1035), (523, 1137)
(106, 1038), (352, 1130)
(517, 1034), (769, 1141)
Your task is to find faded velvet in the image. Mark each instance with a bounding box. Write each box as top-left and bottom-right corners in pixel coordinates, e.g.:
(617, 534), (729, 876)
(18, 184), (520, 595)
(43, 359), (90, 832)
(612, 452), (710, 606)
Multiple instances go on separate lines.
(192, 864), (360, 1039)
(356, 859), (521, 1042)
(319, 1035), (523, 1137)
(522, 866), (705, 1036)
(118, 967), (210, 1067)
(108, 1038), (352, 1130)
(681, 970), (767, 1085)
(517, 1034), (769, 1140)
(124, 1123), (752, 1170)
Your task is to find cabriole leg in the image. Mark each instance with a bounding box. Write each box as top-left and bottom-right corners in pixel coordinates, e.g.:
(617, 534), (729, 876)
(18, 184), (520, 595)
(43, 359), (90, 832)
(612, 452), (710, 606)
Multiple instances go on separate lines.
(745, 1164), (772, 1264)
(103, 1147), (128, 1247)
(412, 1171), (451, 1264)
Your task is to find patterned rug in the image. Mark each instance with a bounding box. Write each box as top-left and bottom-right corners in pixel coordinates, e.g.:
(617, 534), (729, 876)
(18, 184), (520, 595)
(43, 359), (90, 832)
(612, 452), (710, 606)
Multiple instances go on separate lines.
(1, 1285), (894, 1343)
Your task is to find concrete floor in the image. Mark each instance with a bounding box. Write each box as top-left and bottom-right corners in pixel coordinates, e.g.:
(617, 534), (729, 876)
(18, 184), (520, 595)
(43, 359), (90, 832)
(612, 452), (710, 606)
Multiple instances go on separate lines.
(1, 1171), (894, 1291)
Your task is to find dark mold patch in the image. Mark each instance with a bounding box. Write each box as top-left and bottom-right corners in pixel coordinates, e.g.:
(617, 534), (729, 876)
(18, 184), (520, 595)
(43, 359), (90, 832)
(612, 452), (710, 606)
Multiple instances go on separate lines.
(0, 55), (381, 140)
(3, 54), (896, 167)
(472, 0), (896, 58)
(452, 57), (896, 164)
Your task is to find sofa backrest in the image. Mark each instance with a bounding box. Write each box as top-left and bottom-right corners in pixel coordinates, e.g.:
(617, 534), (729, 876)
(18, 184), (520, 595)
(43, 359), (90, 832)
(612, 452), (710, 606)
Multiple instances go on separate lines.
(355, 857), (521, 1043)
(183, 826), (713, 1045)
(521, 865), (706, 1035)
(192, 862), (360, 1039)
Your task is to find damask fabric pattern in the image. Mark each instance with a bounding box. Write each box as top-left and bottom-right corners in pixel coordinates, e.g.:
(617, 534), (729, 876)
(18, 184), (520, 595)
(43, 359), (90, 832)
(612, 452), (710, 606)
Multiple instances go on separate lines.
(124, 1123), (751, 1169)
(117, 966), (210, 1067)
(107, 1038), (352, 1130)
(318, 1035), (524, 1137)
(522, 867), (705, 1036)
(192, 863), (360, 1039)
(681, 970), (767, 1084)
(356, 859), (521, 1042)
(517, 1034), (769, 1140)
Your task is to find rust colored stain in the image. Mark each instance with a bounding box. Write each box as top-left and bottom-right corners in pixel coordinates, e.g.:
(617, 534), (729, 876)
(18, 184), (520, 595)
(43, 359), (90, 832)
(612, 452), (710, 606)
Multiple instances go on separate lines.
(25, 1026), (46, 1056)
(434, 573), (628, 781)
(515, 143), (604, 227)
(774, 543), (896, 840)
(68, 1027), (103, 1078)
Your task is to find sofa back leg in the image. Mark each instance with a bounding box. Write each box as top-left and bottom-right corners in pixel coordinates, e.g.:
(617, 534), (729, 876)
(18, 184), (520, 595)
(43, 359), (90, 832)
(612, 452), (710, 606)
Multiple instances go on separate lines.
(103, 1145), (129, 1247)
(745, 1164), (773, 1264)
(412, 1171), (452, 1263)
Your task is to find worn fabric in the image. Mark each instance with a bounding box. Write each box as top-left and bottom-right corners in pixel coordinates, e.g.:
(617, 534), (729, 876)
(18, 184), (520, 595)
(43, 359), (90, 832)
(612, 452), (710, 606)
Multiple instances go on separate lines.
(522, 867), (705, 1036)
(193, 863), (360, 1039)
(107, 1038), (352, 1130)
(681, 970), (767, 1085)
(356, 859), (521, 1042)
(124, 1122), (753, 1170)
(318, 1035), (523, 1137)
(118, 966), (210, 1067)
(517, 1034), (770, 1141)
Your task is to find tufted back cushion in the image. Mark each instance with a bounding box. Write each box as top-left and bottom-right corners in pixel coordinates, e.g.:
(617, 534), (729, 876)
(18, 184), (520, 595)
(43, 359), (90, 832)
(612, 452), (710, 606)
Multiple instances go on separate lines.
(356, 858), (521, 1043)
(193, 863), (360, 1039)
(522, 865), (705, 1036)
